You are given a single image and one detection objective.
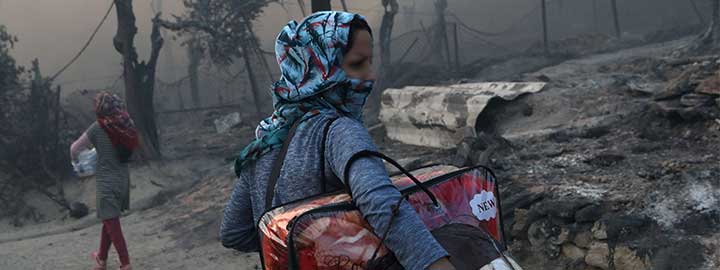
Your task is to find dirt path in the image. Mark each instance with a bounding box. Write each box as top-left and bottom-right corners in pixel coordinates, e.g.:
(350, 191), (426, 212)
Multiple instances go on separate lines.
(0, 154), (259, 270)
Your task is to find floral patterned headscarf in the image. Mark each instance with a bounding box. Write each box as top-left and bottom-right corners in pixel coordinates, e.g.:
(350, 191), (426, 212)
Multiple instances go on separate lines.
(234, 11), (374, 176)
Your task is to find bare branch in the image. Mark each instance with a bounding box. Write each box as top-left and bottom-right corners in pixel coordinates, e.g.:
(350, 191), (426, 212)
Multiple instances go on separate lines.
(149, 14), (165, 70)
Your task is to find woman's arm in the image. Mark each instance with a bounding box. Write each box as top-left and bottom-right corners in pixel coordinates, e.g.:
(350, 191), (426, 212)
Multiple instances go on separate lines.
(327, 118), (450, 270)
(219, 174), (259, 252)
(70, 132), (91, 162)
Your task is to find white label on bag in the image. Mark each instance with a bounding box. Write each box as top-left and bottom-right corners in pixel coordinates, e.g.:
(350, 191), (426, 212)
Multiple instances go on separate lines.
(470, 190), (497, 221)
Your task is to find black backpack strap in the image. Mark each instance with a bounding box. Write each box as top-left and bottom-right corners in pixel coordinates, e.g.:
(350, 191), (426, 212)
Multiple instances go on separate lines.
(319, 117), (340, 193)
(264, 120), (303, 210)
(264, 117), (339, 209)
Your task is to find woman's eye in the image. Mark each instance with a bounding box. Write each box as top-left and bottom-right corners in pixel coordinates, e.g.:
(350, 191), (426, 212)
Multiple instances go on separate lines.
(350, 61), (364, 68)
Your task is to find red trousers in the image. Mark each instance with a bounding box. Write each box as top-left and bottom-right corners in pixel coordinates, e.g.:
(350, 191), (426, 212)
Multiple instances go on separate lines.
(98, 217), (130, 266)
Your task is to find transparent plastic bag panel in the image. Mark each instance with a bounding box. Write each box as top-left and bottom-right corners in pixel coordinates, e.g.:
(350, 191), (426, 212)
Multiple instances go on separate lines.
(292, 209), (390, 269)
(259, 193), (352, 270)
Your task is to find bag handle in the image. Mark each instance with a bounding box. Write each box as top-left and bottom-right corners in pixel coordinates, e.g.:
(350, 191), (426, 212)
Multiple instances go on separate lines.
(343, 150), (439, 207)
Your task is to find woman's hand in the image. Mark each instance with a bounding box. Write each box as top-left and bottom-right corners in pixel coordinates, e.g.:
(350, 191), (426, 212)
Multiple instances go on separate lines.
(427, 257), (456, 270)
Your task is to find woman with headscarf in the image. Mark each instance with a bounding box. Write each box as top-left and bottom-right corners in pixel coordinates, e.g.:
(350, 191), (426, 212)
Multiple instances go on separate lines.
(220, 12), (454, 270)
(70, 92), (137, 270)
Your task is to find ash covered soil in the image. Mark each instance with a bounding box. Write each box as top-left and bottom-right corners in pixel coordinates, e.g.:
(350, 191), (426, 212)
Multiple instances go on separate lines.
(1, 37), (719, 270)
(473, 38), (720, 270)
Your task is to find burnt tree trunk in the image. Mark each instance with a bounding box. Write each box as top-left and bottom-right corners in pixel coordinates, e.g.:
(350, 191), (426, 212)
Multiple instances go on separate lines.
(113, 0), (163, 159)
(433, 0), (449, 66)
(187, 36), (202, 108)
(380, 0), (399, 71)
(340, 0), (348, 11)
(240, 41), (263, 114)
(29, 61), (69, 209)
(30, 60), (49, 150)
(593, 0), (599, 33)
(52, 85), (66, 206)
(297, 0), (308, 16)
(366, 0), (399, 125)
(247, 24), (275, 82)
(714, 0), (720, 46)
(541, 0), (549, 55)
(610, 0), (621, 38)
(311, 0), (331, 13)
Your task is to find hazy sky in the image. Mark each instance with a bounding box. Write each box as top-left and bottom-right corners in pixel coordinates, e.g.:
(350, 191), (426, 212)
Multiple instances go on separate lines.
(0, 0), (699, 94)
(0, 0), (385, 92)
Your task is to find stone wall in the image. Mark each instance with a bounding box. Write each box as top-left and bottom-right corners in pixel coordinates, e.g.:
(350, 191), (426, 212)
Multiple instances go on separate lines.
(504, 191), (708, 270)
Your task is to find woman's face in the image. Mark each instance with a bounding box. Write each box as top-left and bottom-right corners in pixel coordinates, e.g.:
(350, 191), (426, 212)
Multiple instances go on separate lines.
(341, 30), (375, 81)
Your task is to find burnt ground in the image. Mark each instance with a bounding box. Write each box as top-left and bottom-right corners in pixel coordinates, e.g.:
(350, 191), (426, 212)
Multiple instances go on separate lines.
(1, 36), (719, 269)
(378, 37), (720, 269)
(488, 40), (720, 269)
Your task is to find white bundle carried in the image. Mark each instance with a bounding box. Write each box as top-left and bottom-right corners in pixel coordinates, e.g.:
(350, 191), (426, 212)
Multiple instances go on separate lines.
(72, 148), (97, 178)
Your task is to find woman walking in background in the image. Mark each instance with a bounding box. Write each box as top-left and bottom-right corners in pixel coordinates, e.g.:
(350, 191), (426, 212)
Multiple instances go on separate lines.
(70, 92), (137, 270)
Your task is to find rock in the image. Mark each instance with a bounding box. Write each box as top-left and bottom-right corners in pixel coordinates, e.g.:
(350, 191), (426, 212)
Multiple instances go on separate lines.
(69, 201), (89, 218)
(518, 153), (541, 161)
(512, 208), (529, 238)
(451, 140), (474, 167)
(502, 189), (544, 217)
(680, 93), (713, 107)
(602, 214), (649, 240)
(575, 204), (602, 223)
(213, 112), (242, 133)
(651, 240), (706, 270)
(550, 227), (571, 245)
(549, 131), (572, 143)
(542, 148), (565, 158)
(451, 133), (490, 167)
(585, 242), (610, 270)
(680, 105), (719, 121)
(574, 231), (593, 248)
(636, 170), (659, 181)
(580, 125), (611, 139)
(592, 221), (608, 240)
(629, 142), (661, 154)
(695, 71), (720, 96)
(653, 67), (697, 101)
(536, 74), (552, 82)
(584, 152), (625, 167)
(653, 100), (718, 121)
(528, 220), (551, 247)
(532, 198), (593, 222)
(562, 243), (587, 261)
(528, 219), (561, 258)
(661, 160), (687, 174)
(613, 246), (651, 270)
